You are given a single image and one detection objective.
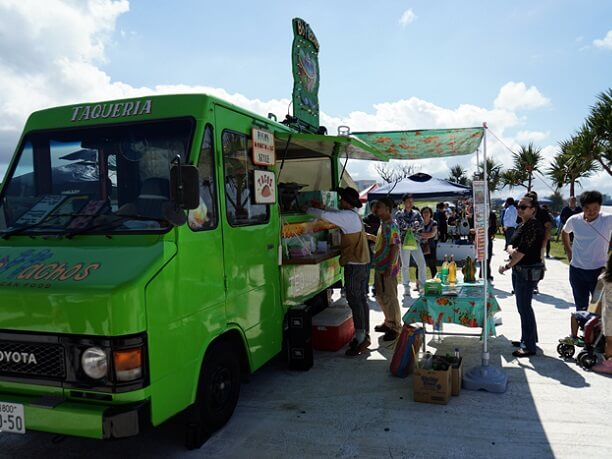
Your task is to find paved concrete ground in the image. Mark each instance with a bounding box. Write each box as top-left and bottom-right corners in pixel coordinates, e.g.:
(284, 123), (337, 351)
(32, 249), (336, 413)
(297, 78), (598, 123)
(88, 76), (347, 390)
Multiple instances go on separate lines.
(2, 239), (611, 458)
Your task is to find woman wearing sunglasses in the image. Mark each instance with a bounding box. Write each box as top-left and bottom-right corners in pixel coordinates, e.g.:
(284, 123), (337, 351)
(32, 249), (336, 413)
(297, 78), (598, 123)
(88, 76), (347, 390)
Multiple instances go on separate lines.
(499, 194), (545, 357)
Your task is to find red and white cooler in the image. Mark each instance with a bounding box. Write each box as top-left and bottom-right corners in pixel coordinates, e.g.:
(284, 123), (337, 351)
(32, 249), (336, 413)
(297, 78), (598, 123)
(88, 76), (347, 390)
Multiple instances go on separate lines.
(311, 306), (355, 351)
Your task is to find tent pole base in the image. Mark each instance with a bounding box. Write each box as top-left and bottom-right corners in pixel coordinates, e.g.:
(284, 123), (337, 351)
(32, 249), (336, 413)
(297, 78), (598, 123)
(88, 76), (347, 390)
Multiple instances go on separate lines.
(462, 361), (508, 394)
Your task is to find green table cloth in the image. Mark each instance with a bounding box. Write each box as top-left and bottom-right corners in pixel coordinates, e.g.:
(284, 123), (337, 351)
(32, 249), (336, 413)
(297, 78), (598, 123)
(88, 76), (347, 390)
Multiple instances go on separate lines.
(403, 284), (501, 336)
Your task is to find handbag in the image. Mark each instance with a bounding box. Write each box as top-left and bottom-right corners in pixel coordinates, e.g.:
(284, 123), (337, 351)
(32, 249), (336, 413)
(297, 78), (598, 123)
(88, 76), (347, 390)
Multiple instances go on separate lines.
(402, 229), (418, 250)
(420, 241), (431, 255)
(390, 325), (424, 377)
(514, 262), (545, 281)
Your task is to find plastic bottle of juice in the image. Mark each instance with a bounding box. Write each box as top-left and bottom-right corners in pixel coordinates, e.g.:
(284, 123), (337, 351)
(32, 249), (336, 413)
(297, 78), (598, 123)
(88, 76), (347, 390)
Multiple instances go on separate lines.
(448, 254), (457, 284)
(441, 254), (449, 283)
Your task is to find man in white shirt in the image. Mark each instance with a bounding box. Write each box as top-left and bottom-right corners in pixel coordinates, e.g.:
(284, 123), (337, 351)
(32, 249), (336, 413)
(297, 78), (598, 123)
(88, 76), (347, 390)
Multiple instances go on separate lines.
(502, 197), (518, 251)
(307, 187), (371, 356)
(562, 190), (612, 311)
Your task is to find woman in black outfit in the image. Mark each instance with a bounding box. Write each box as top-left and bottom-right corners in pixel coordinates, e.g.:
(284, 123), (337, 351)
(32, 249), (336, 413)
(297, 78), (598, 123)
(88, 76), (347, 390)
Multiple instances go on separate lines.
(498, 194), (544, 357)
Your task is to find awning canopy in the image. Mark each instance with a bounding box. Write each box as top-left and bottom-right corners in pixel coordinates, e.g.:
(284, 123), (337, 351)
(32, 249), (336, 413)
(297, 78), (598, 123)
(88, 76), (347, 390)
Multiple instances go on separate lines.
(368, 173), (471, 201)
(353, 127), (484, 160)
(274, 132), (388, 161)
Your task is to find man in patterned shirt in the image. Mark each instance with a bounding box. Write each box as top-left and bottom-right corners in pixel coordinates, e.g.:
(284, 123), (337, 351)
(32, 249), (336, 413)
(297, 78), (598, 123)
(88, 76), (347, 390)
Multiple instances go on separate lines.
(372, 197), (402, 341)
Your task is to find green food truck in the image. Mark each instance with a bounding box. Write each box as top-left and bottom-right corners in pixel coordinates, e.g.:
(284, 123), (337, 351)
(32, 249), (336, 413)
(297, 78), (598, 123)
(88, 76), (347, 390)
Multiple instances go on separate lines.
(0, 18), (387, 448)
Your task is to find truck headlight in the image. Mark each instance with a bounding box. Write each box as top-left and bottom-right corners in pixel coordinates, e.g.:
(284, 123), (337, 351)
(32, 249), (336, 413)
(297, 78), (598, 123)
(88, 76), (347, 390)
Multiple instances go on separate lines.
(81, 347), (108, 379)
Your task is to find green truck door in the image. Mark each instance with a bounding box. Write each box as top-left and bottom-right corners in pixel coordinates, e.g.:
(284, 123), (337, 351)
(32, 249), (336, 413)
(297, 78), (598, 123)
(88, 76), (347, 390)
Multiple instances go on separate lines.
(215, 106), (282, 370)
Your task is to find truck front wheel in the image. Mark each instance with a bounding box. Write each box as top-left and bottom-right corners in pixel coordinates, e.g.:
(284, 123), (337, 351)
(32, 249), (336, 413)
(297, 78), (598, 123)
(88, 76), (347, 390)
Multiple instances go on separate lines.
(185, 342), (241, 449)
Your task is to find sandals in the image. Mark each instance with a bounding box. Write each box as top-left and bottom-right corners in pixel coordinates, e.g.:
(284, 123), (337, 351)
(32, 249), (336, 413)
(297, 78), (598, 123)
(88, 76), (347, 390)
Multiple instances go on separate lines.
(512, 349), (536, 358)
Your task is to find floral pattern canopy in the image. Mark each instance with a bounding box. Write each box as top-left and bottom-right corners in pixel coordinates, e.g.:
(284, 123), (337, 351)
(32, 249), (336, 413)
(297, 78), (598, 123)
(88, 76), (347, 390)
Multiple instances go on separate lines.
(353, 127), (484, 160)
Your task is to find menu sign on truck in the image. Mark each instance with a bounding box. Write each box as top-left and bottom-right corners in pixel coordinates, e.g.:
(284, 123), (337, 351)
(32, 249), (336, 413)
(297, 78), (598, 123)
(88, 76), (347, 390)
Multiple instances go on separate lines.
(251, 127), (275, 166)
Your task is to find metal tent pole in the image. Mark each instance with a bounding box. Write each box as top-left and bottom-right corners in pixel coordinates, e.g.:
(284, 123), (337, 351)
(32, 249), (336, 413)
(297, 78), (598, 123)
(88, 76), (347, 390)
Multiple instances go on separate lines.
(462, 122), (508, 393)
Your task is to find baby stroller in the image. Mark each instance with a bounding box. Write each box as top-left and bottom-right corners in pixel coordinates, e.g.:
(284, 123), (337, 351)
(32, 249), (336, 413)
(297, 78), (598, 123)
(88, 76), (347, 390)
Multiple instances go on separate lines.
(557, 311), (604, 369)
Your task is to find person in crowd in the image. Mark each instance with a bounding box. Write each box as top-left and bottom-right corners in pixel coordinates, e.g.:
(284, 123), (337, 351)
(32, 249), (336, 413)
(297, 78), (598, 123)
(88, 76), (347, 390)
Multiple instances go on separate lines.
(363, 200), (380, 296)
(541, 204), (555, 258)
(592, 253), (612, 374)
(502, 197), (518, 252)
(561, 191), (612, 340)
(447, 207), (457, 227)
(306, 187), (371, 356)
(499, 193), (544, 357)
(395, 193), (426, 296)
(434, 202), (448, 242)
(420, 206), (438, 278)
(558, 196), (582, 241)
(371, 197), (402, 342)
(526, 192), (552, 294)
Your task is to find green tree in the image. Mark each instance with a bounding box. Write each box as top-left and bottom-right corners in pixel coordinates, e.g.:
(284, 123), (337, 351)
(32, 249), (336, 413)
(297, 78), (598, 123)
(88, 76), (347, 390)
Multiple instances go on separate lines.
(548, 190), (564, 213)
(474, 158), (503, 194)
(547, 133), (599, 197)
(500, 143), (543, 191)
(585, 88), (612, 175)
(447, 164), (471, 186)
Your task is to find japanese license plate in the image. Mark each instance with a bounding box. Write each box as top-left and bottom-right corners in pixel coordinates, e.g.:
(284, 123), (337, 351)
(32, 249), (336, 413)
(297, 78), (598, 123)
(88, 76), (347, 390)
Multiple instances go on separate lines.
(0, 401), (25, 434)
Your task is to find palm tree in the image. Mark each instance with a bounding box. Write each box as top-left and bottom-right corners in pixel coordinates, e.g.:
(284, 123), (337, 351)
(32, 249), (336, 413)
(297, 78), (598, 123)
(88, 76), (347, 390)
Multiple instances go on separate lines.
(447, 164), (470, 186)
(585, 88), (612, 175)
(474, 158), (503, 194)
(500, 143), (543, 191)
(547, 134), (599, 196)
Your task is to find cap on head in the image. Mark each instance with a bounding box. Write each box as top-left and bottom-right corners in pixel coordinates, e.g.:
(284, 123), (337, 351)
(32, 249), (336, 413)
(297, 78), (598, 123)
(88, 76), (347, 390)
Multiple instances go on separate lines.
(336, 187), (362, 208)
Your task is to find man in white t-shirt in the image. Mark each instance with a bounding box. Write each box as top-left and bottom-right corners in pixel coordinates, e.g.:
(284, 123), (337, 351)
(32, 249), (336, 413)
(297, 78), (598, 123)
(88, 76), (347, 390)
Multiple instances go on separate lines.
(562, 190), (612, 311)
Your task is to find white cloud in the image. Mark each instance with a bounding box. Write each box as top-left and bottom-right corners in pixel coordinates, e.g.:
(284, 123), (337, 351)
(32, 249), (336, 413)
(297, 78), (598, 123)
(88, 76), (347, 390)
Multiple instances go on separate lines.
(575, 36), (584, 42)
(515, 130), (550, 142)
(493, 81), (550, 111)
(593, 30), (612, 49)
(399, 9), (417, 27)
(0, 1), (609, 199)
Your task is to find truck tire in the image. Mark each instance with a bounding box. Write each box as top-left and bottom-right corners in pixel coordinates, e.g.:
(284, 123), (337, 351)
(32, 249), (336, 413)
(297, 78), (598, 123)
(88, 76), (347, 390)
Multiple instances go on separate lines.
(185, 342), (241, 449)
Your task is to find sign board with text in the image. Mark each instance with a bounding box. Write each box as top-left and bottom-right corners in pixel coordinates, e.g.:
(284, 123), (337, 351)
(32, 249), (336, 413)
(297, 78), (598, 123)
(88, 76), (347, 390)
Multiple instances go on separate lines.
(251, 127), (276, 166)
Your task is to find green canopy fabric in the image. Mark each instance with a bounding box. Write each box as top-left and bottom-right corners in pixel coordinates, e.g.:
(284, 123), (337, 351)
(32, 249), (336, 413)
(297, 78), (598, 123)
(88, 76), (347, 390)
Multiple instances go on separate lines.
(353, 127), (484, 160)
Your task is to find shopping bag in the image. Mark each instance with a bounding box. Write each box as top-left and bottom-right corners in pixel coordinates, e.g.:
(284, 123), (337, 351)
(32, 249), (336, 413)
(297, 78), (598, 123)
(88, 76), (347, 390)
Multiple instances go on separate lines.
(402, 230), (418, 250)
(390, 325), (424, 377)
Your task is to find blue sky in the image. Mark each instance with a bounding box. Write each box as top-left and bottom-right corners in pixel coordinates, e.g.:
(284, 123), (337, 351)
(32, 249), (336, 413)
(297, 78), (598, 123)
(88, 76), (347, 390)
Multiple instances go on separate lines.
(0, 0), (610, 197)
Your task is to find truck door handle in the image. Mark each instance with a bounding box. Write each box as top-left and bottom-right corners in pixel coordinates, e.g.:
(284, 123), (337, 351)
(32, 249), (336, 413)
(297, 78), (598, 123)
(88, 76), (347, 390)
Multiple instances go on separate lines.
(266, 244), (275, 250)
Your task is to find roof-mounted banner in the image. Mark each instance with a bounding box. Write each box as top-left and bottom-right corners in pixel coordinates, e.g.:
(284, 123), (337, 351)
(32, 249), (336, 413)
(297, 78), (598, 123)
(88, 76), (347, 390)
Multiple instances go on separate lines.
(291, 18), (320, 129)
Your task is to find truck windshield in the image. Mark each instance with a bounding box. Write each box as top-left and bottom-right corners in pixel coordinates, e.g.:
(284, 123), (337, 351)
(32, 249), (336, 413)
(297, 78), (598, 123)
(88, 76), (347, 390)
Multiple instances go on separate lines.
(0, 118), (194, 236)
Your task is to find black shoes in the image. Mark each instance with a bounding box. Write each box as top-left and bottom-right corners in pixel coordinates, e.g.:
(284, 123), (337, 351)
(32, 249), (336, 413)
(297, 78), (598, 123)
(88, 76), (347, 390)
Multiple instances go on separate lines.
(374, 323), (391, 333)
(382, 330), (399, 341)
(345, 335), (371, 356)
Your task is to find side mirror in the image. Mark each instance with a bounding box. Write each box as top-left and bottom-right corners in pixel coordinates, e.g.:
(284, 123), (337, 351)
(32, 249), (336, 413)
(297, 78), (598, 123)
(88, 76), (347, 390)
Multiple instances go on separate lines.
(170, 164), (200, 210)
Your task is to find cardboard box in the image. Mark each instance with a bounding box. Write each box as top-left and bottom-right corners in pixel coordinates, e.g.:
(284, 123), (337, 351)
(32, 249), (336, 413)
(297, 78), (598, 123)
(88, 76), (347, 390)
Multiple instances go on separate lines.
(413, 365), (452, 405)
(451, 358), (463, 396)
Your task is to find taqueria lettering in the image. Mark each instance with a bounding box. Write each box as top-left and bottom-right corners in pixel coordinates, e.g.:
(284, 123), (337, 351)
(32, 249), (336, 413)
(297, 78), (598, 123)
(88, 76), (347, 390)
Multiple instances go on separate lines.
(71, 99), (153, 122)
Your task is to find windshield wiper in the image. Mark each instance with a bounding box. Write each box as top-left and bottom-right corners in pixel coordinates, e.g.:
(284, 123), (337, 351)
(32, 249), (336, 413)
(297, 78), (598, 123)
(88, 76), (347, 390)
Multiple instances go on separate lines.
(64, 213), (168, 238)
(0, 212), (110, 240)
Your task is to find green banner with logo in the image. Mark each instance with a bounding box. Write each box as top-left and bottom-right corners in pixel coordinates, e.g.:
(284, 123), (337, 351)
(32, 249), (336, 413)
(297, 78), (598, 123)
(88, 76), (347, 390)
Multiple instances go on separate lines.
(291, 18), (320, 129)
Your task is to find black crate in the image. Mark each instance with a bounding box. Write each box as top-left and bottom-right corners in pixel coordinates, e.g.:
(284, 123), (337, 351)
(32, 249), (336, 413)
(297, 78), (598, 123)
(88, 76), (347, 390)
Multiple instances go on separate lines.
(286, 305), (313, 371)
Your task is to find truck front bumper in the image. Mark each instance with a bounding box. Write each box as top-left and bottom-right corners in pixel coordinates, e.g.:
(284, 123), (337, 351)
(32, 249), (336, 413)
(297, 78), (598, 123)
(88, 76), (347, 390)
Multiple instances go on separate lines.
(0, 390), (149, 439)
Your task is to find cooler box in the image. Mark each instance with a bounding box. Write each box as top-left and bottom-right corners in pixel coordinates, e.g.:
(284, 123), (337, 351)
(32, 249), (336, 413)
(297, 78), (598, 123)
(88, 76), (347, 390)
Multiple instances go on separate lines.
(312, 306), (354, 351)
